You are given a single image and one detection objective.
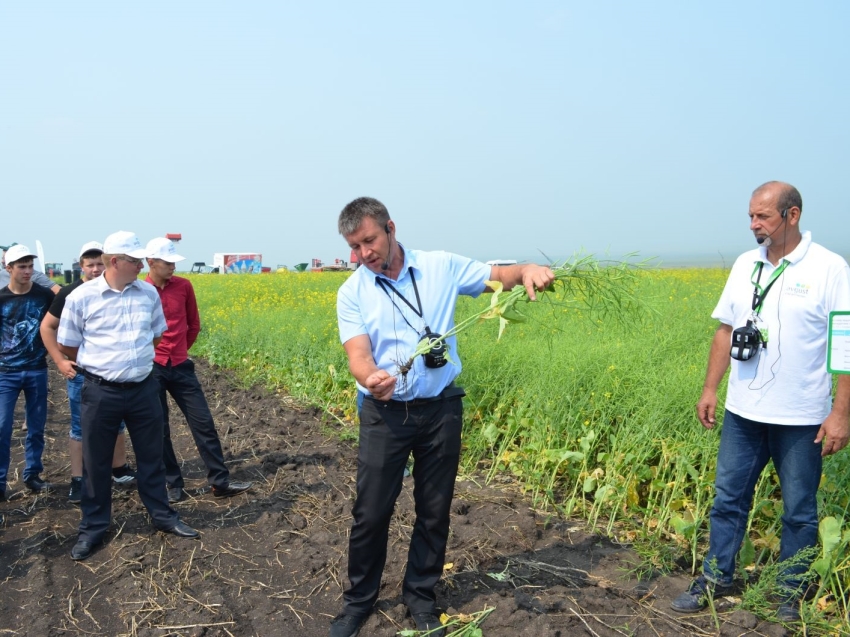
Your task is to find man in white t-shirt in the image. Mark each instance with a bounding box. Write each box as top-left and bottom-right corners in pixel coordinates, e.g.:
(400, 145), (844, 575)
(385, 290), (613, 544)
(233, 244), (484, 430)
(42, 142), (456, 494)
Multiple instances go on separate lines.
(671, 181), (850, 621)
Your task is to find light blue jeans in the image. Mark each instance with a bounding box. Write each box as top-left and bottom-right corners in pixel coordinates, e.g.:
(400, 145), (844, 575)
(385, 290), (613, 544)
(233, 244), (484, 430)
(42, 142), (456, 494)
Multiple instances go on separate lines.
(0, 369), (48, 491)
(67, 373), (125, 441)
(704, 409), (822, 591)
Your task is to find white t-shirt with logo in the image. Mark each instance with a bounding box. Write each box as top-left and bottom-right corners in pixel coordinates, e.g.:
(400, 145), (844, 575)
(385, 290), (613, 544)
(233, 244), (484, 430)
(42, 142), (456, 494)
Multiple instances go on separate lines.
(713, 231), (850, 425)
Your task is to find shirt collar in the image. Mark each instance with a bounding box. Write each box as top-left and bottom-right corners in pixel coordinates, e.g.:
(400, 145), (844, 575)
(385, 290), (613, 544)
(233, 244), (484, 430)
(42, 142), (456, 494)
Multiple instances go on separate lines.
(365, 243), (422, 285)
(144, 274), (170, 289)
(757, 230), (812, 266)
(96, 274), (143, 294)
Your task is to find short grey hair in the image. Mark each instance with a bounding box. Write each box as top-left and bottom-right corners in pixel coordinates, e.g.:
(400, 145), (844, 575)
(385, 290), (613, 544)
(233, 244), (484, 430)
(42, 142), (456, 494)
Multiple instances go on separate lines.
(338, 197), (391, 236)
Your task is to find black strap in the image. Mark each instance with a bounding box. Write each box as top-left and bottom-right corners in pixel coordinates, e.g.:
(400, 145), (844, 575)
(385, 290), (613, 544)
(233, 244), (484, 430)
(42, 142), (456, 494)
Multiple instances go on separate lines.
(376, 268), (430, 334)
(750, 260), (789, 313)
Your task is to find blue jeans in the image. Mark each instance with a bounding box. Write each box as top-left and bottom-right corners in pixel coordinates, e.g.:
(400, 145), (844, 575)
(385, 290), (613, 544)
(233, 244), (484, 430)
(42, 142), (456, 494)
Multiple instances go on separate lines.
(704, 410), (822, 590)
(0, 369), (48, 491)
(67, 374), (125, 441)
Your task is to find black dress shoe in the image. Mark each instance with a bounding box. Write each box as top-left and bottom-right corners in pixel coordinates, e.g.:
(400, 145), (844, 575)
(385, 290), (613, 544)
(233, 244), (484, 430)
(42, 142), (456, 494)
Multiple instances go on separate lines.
(161, 521), (200, 538)
(71, 539), (98, 561)
(24, 476), (51, 493)
(411, 612), (445, 636)
(211, 481), (253, 497)
(329, 613), (367, 637)
(167, 486), (186, 503)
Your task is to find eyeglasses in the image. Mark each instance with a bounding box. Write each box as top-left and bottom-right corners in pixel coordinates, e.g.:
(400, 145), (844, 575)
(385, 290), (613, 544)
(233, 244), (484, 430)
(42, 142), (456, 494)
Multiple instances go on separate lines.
(117, 256), (143, 266)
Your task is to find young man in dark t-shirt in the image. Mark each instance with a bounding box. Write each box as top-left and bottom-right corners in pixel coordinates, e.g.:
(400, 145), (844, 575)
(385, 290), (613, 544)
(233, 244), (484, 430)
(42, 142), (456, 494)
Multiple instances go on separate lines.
(0, 245), (55, 499)
(40, 242), (136, 503)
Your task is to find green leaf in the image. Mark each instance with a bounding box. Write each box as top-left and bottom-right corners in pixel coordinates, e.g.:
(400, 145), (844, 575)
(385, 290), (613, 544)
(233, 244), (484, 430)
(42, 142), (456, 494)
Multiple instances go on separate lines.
(818, 516), (842, 558)
(543, 449), (584, 464)
(594, 485), (613, 501)
(670, 514), (695, 536)
(481, 423), (501, 444)
(739, 535), (755, 569)
(500, 306), (528, 323)
(498, 315), (509, 340)
(810, 557), (831, 581)
(487, 570), (510, 582)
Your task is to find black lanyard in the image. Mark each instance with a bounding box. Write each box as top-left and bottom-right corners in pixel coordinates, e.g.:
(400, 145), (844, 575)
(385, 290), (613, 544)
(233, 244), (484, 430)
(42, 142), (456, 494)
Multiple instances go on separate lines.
(376, 268), (429, 334)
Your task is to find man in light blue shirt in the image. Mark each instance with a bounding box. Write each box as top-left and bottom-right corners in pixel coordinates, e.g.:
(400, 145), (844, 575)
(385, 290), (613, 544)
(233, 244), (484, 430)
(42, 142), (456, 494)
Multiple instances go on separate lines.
(330, 197), (554, 637)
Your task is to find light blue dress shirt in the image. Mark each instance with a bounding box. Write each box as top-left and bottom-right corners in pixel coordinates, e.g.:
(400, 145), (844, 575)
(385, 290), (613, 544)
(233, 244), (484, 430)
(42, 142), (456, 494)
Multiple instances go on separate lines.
(337, 247), (490, 401)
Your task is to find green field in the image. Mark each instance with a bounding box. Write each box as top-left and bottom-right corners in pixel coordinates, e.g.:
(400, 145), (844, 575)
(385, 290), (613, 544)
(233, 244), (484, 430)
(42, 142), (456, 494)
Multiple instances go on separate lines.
(187, 268), (850, 627)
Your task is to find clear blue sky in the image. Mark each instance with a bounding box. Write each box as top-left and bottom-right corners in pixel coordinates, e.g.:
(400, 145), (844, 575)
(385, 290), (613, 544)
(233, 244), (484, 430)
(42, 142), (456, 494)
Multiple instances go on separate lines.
(2, 1), (848, 271)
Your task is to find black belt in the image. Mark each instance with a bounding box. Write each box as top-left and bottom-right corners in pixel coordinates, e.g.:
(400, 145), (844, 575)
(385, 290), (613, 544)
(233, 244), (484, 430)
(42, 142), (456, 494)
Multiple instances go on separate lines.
(77, 367), (150, 389)
(371, 383), (465, 408)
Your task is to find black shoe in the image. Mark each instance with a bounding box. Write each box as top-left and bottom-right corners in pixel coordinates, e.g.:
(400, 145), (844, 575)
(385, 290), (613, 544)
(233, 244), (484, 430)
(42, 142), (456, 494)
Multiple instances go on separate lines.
(671, 575), (732, 613)
(160, 521), (200, 538)
(167, 486), (186, 503)
(68, 477), (82, 504)
(412, 612), (445, 636)
(111, 464), (137, 485)
(211, 481), (253, 498)
(329, 613), (367, 637)
(776, 601), (801, 622)
(70, 539), (98, 561)
(24, 476), (50, 493)
(0, 489), (6, 502)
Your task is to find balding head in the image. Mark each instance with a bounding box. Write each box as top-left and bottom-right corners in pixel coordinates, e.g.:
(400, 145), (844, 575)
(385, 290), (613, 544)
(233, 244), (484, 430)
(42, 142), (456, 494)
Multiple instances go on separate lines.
(752, 181), (802, 216)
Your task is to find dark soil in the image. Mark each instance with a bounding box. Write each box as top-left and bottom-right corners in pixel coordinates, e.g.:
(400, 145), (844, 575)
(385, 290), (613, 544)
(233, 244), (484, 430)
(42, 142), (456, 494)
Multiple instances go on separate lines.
(0, 360), (794, 636)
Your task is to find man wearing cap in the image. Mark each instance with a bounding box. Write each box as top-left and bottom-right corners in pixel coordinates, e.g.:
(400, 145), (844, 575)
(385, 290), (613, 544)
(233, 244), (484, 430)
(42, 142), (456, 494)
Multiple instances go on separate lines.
(145, 237), (252, 503)
(57, 231), (199, 561)
(0, 244), (55, 500)
(1, 243), (61, 294)
(40, 242), (137, 504)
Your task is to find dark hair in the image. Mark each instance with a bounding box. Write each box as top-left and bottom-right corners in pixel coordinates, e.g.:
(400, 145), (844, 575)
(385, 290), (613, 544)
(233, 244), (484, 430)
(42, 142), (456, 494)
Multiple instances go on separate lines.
(338, 197), (391, 236)
(753, 181), (803, 214)
(80, 251), (103, 264)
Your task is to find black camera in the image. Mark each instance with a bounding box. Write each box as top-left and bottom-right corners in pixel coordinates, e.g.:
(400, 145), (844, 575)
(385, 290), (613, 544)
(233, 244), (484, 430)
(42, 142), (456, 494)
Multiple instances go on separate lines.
(420, 328), (448, 369)
(730, 320), (763, 361)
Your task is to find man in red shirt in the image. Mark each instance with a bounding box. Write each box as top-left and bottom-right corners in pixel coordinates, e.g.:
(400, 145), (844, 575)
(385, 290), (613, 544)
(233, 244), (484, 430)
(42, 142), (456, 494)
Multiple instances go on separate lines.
(145, 238), (252, 503)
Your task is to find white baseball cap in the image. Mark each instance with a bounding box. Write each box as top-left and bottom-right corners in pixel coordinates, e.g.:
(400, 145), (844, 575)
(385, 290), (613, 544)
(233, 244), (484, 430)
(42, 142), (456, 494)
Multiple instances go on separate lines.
(4, 244), (38, 265)
(79, 241), (104, 260)
(103, 231), (149, 258)
(146, 237), (185, 263)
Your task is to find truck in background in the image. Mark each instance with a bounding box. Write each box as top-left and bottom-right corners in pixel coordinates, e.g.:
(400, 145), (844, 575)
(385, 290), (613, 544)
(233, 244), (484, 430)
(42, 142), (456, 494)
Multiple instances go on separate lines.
(212, 253), (263, 274)
(190, 262), (220, 274)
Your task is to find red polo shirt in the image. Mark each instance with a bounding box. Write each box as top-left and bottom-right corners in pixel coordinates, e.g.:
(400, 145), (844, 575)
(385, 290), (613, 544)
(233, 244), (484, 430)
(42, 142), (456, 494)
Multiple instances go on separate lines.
(145, 274), (201, 366)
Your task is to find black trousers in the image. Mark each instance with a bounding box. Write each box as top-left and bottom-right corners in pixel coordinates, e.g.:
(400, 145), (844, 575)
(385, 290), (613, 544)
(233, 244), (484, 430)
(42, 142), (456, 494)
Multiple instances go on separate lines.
(153, 360), (230, 489)
(79, 375), (177, 543)
(343, 394), (463, 617)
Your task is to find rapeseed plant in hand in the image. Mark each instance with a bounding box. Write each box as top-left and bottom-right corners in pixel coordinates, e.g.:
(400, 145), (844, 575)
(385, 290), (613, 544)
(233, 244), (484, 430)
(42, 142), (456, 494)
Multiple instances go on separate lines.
(397, 254), (650, 377)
